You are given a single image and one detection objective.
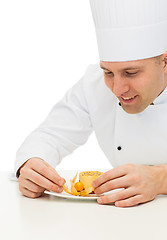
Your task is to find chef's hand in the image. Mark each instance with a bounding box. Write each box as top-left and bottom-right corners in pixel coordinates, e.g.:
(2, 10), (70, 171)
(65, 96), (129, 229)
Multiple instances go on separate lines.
(92, 164), (163, 207)
(18, 157), (66, 198)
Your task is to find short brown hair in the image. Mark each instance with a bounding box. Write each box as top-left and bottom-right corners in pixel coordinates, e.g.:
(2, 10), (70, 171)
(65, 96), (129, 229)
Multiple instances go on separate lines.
(154, 55), (162, 65)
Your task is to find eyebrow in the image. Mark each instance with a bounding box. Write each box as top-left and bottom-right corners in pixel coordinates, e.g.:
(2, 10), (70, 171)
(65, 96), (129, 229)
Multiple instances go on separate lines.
(100, 65), (142, 72)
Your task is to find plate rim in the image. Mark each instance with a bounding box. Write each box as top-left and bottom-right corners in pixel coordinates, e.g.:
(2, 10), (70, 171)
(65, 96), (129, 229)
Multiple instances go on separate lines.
(44, 190), (100, 200)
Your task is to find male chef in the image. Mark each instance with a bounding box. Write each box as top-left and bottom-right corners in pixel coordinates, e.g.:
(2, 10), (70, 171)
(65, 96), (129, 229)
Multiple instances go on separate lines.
(15, 0), (167, 207)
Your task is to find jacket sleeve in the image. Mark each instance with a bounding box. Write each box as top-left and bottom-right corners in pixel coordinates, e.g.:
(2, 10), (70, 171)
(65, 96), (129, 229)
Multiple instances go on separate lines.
(14, 66), (93, 177)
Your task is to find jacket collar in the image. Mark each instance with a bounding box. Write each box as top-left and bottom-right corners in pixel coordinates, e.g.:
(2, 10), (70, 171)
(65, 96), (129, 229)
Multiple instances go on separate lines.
(153, 87), (167, 105)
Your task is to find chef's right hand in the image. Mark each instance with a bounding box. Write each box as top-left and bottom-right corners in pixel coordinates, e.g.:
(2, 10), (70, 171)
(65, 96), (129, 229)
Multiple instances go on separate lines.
(18, 157), (66, 198)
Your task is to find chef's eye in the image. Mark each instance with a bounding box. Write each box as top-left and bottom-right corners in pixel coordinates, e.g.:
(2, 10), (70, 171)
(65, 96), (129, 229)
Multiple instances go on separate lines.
(104, 71), (113, 76)
(126, 72), (138, 76)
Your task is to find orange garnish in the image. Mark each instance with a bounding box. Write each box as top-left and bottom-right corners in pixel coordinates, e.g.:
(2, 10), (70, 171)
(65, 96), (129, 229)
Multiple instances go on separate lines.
(63, 173), (80, 196)
(74, 182), (84, 192)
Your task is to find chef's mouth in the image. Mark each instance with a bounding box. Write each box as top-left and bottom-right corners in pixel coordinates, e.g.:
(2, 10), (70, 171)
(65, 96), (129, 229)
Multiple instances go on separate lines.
(120, 95), (138, 103)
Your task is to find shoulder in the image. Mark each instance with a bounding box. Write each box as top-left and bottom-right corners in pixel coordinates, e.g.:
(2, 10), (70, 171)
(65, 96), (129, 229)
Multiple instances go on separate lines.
(82, 64), (114, 96)
(81, 64), (117, 109)
(83, 64), (103, 82)
(82, 63), (105, 92)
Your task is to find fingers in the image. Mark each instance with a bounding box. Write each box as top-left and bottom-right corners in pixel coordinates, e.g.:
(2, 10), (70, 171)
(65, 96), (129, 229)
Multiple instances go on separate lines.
(93, 165), (129, 189)
(20, 168), (63, 193)
(18, 157), (66, 198)
(18, 176), (45, 193)
(19, 185), (43, 198)
(94, 175), (129, 195)
(26, 158), (66, 187)
(97, 187), (139, 206)
(94, 164), (157, 207)
(115, 195), (144, 208)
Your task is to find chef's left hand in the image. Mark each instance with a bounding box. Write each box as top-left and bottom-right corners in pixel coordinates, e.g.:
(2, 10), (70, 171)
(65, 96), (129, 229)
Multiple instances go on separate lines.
(92, 164), (163, 207)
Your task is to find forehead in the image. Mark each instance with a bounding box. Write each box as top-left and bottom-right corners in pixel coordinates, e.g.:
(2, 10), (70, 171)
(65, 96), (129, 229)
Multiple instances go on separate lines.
(100, 57), (153, 71)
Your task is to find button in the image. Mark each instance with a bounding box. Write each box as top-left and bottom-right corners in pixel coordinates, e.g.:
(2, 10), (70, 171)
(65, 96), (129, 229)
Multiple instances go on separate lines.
(119, 102), (121, 106)
(117, 146), (122, 151)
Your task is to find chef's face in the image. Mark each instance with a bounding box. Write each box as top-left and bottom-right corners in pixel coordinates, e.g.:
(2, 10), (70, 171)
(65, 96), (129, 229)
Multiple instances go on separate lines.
(100, 53), (167, 114)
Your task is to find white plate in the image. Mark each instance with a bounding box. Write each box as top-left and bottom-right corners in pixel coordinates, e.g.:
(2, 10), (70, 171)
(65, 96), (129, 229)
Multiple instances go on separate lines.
(45, 190), (101, 200)
(44, 169), (107, 200)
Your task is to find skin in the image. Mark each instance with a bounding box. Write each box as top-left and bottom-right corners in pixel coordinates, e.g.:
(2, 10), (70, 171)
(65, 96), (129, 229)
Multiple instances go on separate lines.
(92, 52), (167, 207)
(93, 164), (167, 207)
(18, 157), (66, 198)
(100, 53), (167, 114)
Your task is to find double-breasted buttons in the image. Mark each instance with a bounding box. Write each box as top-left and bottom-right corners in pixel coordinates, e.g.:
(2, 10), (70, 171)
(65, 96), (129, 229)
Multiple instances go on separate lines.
(117, 104), (122, 151)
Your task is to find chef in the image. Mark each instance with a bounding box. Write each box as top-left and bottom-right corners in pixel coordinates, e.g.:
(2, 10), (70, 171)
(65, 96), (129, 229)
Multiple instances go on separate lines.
(15, 0), (167, 207)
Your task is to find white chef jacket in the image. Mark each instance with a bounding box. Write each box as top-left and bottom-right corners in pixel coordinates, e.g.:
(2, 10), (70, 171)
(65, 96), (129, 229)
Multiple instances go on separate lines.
(14, 64), (167, 176)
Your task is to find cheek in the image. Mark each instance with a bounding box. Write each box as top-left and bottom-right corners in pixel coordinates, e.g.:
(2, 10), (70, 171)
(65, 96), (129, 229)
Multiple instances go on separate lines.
(136, 73), (164, 100)
(146, 73), (163, 94)
(130, 74), (152, 95)
(134, 78), (147, 92)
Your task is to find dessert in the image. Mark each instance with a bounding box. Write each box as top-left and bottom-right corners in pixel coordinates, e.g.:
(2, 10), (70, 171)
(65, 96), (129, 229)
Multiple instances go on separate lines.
(63, 171), (103, 196)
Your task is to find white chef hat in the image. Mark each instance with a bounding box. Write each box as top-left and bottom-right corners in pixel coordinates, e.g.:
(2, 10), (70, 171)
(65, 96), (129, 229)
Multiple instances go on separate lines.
(89, 0), (167, 62)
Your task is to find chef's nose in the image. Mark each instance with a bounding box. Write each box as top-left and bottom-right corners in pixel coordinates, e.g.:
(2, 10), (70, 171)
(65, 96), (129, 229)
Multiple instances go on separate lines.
(112, 76), (129, 97)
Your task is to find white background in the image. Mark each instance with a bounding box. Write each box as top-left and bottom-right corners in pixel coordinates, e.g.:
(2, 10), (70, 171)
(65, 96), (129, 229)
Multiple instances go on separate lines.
(0, 0), (112, 172)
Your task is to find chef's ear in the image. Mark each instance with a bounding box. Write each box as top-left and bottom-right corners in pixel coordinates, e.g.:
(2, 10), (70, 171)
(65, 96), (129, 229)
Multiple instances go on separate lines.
(162, 52), (167, 73)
